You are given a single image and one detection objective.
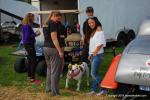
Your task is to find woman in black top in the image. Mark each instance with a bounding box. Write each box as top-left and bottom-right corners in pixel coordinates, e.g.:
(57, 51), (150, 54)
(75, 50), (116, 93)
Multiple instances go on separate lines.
(43, 11), (65, 96)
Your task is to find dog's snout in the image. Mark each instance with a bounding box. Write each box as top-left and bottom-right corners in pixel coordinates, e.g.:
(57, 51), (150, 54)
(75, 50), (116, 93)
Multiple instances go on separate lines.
(71, 70), (74, 72)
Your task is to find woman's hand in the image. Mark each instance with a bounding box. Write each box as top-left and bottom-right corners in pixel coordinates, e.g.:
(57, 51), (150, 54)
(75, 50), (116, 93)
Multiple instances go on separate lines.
(92, 51), (97, 56)
(35, 29), (41, 36)
(88, 55), (92, 61)
(58, 50), (64, 58)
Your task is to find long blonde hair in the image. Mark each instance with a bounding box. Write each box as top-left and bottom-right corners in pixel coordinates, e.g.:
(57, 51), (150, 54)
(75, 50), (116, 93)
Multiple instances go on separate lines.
(45, 11), (62, 25)
(22, 13), (34, 25)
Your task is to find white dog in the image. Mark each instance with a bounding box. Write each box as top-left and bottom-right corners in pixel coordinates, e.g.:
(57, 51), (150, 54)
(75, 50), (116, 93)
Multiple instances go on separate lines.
(65, 62), (89, 91)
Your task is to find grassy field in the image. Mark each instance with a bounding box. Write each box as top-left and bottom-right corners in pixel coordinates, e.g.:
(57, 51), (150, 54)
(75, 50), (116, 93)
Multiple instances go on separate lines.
(0, 44), (123, 100)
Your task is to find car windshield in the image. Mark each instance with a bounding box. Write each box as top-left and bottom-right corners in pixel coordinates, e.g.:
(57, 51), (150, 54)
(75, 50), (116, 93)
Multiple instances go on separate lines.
(128, 35), (150, 55)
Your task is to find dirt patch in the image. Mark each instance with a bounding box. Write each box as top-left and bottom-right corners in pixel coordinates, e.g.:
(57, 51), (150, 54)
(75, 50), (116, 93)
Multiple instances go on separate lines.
(0, 86), (116, 100)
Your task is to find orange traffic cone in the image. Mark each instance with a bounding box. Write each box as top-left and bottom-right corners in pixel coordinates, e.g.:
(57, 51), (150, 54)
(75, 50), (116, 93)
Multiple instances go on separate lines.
(100, 54), (121, 89)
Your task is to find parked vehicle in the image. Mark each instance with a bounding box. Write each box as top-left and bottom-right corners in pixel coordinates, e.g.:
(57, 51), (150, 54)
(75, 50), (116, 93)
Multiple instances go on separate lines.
(12, 32), (82, 76)
(0, 21), (20, 43)
(79, 0), (150, 46)
(101, 18), (150, 99)
(1, 21), (16, 28)
(0, 0), (39, 43)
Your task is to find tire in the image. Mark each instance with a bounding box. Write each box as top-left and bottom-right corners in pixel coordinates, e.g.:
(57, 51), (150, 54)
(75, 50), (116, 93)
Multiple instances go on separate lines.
(127, 30), (135, 44)
(117, 32), (126, 47)
(14, 58), (27, 73)
(114, 84), (150, 100)
(113, 84), (133, 99)
(36, 60), (47, 76)
(1, 32), (11, 43)
(114, 84), (131, 94)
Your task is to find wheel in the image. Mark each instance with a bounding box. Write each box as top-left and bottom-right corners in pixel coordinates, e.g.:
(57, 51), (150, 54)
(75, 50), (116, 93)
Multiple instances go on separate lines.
(127, 30), (135, 44)
(117, 32), (126, 47)
(14, 58), (27, 73)
(1, 32), (11, 43)
(114, 84), (150, 99)
(114, 84), (132, 94)
(36, 60), (47, 76)
(113, 83), (133, 99)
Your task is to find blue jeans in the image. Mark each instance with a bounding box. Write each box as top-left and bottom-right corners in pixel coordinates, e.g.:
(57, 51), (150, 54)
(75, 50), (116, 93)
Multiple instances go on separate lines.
(90, 53), (103, 92)
(17, 40), (23, 50)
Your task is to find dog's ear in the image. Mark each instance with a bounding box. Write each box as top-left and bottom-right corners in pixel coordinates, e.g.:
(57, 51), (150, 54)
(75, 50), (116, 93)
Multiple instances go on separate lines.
(75, 64), (78, 68)
(79, 66), (83, 72)
(78, 62), (82, 65)
(68, 64), (72, 69)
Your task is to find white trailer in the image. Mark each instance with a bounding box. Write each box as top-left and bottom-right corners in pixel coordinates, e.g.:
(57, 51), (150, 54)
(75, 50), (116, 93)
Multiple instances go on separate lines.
(79, 0), (150, 45)
(29, 0), (150, 45)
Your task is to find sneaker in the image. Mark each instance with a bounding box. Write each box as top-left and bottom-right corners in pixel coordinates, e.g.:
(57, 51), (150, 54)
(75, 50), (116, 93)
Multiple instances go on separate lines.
(86, 91), (96, 95)
(30, 79), (41, 84)
(96, 90), (108, 96)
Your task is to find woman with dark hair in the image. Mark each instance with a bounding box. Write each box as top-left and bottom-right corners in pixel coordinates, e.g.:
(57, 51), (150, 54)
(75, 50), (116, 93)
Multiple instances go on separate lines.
(82, 6), (102, 63)
(22, 13), (41, 84)
(87, 17), (107, 96)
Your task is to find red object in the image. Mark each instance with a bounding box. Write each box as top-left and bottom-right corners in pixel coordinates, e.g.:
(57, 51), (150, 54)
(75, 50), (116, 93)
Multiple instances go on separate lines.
(30, 79), (41, 84)
(100, 54), (121, 89)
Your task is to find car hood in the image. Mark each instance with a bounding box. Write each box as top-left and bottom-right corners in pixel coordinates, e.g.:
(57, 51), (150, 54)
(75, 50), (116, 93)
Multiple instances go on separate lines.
(115, 36), (150, 86)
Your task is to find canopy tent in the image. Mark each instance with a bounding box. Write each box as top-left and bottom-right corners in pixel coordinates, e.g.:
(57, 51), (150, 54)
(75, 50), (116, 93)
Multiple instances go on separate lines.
(0, 0), (38, 23)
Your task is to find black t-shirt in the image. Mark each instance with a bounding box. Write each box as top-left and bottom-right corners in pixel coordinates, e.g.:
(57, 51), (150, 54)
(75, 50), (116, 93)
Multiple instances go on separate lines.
(57, 22), (66, 47)
(43, 20), (66, 48)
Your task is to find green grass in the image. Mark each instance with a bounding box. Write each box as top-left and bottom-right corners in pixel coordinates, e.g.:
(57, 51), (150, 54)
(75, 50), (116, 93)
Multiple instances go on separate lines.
(0, 44), (123, 94)
(0, 44), (26, 86)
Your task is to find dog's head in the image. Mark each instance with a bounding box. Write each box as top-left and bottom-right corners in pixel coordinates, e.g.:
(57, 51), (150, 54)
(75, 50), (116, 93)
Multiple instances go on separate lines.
(68, 64), (79, 72)
(67, 63), (83, 77)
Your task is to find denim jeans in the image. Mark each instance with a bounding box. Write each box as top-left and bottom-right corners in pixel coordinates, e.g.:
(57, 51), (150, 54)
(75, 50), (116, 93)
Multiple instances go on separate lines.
(90, 53), (103, 92)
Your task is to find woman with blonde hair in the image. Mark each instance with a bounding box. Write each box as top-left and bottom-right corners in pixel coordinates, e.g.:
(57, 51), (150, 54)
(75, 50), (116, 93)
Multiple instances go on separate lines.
(22, 13), (41, 84)
(43, 11), (65, 96)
